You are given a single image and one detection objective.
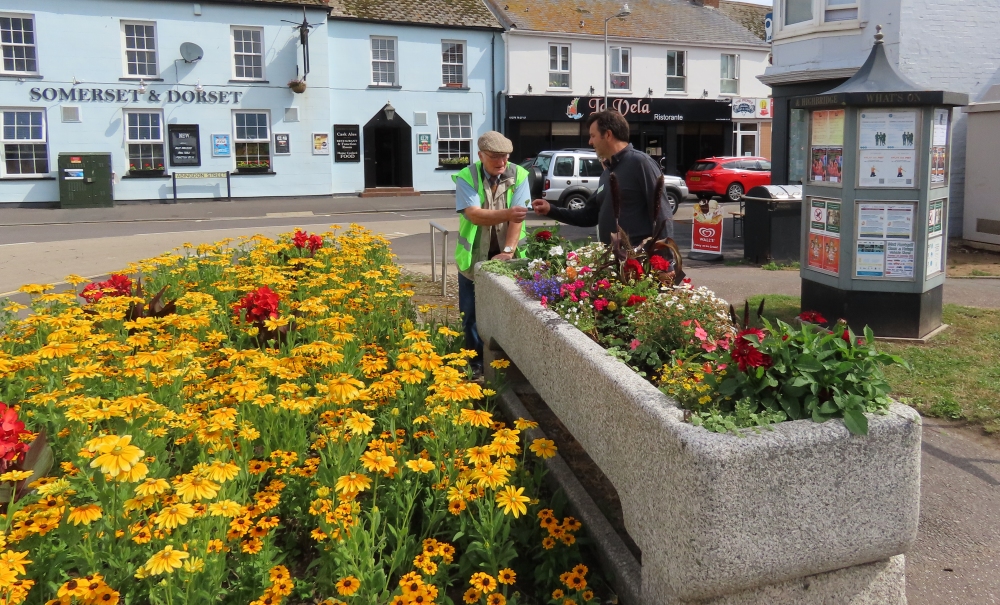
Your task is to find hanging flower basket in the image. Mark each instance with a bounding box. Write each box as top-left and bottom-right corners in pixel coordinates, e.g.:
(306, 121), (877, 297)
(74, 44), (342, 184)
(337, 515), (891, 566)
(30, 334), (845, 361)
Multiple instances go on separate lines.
(288, 79), (307, 94)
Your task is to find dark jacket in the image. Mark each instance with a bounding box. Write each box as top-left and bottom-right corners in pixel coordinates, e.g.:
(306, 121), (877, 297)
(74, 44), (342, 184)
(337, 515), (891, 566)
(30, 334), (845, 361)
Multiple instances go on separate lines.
(546, 144), (675, 245)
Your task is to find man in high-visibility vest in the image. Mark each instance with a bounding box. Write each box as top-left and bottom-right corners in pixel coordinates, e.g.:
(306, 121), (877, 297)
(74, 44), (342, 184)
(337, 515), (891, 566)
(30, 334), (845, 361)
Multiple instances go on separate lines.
(453, 131), (530, 375)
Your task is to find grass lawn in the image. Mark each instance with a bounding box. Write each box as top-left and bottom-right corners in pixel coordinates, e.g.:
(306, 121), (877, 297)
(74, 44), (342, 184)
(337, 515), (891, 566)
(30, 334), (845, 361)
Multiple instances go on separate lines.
(744, 294), (1000, 434)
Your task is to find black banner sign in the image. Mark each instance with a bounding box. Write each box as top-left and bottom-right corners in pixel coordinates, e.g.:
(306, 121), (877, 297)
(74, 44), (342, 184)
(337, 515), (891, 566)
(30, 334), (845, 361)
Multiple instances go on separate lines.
(168, 124), (200, 167)
(274, 133), (290, 155)
(505, 95), (733, 123)
(334, 125), (360, 163)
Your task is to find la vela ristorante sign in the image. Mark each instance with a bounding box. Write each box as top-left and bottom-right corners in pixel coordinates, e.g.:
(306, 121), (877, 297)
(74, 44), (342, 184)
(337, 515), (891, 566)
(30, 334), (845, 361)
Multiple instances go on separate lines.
(29, 86), (246, 104)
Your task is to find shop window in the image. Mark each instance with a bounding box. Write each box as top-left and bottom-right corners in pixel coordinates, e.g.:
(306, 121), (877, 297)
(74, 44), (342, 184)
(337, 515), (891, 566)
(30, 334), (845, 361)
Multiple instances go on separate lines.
(233, 27), (264, 81)
(549, 44), (570, 89)
(1, 109), (48, 176)
(371, 37), (397, 86)
(125, 110), (165, 174)
(234, 111), (271, 172)
(441, 41), (465, 87)
(122, 21), (158, 77)
(437, 112), (471, 167)
(666, 50), (686, 92)
(0, 14), (37, 75)
(610, 47), (630, 91)
(720, 54), (739, 95)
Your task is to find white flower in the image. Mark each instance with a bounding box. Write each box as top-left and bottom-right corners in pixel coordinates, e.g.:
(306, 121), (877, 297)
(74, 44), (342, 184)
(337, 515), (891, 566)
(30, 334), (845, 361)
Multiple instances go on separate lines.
(548, 245), (564, 257)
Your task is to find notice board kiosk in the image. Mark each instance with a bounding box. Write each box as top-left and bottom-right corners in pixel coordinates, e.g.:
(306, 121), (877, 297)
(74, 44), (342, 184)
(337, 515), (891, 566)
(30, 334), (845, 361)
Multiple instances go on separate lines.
(792, 27), (967, 338)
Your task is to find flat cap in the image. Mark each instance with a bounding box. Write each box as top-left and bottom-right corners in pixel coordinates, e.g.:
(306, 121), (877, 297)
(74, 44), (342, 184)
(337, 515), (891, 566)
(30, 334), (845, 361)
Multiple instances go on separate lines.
(478, 131), (513, 154)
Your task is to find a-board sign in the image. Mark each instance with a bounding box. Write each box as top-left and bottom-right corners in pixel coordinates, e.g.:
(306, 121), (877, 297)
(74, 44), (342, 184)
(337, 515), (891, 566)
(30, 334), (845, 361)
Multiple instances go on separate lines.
(334, 125), (360, 162)
(168, 124), (201, 167)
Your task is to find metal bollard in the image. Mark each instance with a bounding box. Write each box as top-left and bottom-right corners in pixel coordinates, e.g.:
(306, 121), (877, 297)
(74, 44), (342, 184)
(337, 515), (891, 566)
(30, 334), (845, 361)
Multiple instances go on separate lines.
(429, 222), (449, 297)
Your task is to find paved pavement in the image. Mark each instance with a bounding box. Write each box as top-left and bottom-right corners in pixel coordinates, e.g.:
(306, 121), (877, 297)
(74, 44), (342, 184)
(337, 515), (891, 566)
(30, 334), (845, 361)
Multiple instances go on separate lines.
(2, 195), (999, 603)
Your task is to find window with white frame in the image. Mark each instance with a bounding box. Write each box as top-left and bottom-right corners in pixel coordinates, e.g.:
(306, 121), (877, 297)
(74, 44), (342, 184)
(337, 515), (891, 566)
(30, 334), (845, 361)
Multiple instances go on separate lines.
(232, 27), (264, 80)
(234, 112), (271, 170)
(0, 14), (37, 75)
(610, 46), (630, 91)
(122, 21), (158, 77)
(824, 0), (858, 22)
(124, 110), (164, 172)
(437, 113), (472, 167)
(781, 0), (859, 30)
(720, 54), (739, 94)
(549, 44), (570, 88)
(667, 50), (686, 92)
(2, 109), (48, 176)
(371, 37), (397, 86)
(441, 41), (465, 86)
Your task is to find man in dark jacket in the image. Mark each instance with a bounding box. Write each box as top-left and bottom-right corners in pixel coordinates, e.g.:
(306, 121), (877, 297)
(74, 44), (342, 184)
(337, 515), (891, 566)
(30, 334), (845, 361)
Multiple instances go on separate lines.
(531, 110), (674, 245)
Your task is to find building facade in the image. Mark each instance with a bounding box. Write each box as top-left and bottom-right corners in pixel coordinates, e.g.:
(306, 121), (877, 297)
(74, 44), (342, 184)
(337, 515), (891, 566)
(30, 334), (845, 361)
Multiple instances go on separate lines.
(488, 0), (771, 176)
(0, 0), (332, 203)
(761, 0), (1000, 237)
(326, 0), (504, 195)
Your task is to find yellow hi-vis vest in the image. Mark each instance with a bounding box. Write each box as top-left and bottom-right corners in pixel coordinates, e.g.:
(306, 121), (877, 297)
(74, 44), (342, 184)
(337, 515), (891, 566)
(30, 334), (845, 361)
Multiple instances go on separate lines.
(452, 162), (530, 272)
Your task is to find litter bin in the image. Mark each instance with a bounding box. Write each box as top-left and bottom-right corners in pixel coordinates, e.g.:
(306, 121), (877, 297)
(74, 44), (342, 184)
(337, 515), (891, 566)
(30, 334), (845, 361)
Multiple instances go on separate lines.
(58, 153), (113, 208)
(743, 185), (802, 264)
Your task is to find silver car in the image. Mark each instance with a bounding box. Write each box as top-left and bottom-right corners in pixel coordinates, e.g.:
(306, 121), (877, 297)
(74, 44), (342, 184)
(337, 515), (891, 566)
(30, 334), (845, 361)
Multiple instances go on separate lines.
(531, 149), (687, 214)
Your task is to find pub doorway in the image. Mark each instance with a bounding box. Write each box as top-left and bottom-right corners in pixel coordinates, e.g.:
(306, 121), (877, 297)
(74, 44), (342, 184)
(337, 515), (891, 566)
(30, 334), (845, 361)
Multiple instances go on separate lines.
(363, 104), (412, 189)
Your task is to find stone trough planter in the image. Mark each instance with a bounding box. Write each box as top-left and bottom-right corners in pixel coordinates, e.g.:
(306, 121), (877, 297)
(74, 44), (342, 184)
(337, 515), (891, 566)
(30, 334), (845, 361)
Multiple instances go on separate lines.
(476, 270), (922, 605)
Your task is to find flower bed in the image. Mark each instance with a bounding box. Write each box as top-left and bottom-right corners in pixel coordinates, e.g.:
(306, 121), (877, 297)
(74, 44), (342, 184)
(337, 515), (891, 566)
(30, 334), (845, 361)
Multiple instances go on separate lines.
(489, 228), (907, 436)
(0, 227), (606, 604)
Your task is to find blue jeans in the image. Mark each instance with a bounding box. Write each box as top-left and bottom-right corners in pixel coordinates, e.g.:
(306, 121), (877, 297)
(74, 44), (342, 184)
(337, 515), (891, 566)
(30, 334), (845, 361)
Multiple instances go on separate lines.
(458, 273), (483, 366)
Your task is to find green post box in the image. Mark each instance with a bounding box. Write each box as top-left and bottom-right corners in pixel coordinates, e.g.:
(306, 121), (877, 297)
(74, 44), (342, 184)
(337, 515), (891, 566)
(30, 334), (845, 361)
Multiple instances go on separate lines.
(58, 153), (113, 208)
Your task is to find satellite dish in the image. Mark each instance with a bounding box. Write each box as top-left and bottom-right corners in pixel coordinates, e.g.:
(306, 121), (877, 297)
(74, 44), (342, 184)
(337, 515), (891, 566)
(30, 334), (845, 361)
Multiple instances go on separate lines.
(180, 42), (203, 63)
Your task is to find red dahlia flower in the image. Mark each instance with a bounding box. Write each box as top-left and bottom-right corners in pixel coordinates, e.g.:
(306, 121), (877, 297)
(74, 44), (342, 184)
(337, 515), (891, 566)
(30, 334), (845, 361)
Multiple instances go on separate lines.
(624, 295), (647, 307)
(80, 274), (134, 303)
(233, 286), (280, 323)
(732, 327), (772, 373)
(649, 255), (671, 272)
(798, 310), (828, 324)
(622, 259), (644, 281)
(0, 403), (29, 470)
(535, 230), (552, 241)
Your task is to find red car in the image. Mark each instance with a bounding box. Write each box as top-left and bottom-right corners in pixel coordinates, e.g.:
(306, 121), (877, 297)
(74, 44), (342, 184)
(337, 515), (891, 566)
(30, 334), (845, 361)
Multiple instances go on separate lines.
(685, 156), (771, 203)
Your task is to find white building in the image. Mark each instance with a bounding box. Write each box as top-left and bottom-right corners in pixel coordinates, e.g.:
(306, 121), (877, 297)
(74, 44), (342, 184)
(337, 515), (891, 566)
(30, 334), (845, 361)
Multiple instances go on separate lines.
(487, 0), (772, 176)
(761, 0), (1000, 238)
(0, 0), (332, 204)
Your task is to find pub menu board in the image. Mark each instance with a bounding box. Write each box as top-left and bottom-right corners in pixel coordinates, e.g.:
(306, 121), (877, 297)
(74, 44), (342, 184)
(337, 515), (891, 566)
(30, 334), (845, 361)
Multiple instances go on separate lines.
(168, 124), (201, 167)
(931, 108), (950, 185)
(274, 133), (290, 155)
(854, 202), (916, 279)
(334, 125), (360, 163)
(858, 109), (917, 188)
(807, 197), (842, 276)
(810, 109), (844, 183)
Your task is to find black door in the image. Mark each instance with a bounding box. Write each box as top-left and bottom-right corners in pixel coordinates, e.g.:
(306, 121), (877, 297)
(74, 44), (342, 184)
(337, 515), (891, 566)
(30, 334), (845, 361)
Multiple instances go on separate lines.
(363, 105), (412, 189)
(373, 128), (397, 186)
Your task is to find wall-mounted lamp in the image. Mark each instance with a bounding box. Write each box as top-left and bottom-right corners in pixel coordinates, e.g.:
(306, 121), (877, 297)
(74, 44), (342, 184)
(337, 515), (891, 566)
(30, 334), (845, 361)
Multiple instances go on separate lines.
(701, 89), (709, 98)
(138, 79), (148, 94)
(647, 87), (654, 96)
(527, 84), (533, 93)
(589, 85), (595, 95)
(195, 80), (204, 93)
(72, 76), (81, 85)
(384, 101), (396, 120)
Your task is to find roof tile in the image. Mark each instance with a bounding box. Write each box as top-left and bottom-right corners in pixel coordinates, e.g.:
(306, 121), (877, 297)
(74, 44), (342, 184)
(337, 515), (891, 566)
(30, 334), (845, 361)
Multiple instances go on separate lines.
(329, 0), (503, 29)
(491, 0), (766, 46)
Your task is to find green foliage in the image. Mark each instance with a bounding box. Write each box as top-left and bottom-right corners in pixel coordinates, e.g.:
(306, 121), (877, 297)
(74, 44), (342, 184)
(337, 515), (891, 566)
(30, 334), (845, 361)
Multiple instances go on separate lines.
(927, 397), (964, 420)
